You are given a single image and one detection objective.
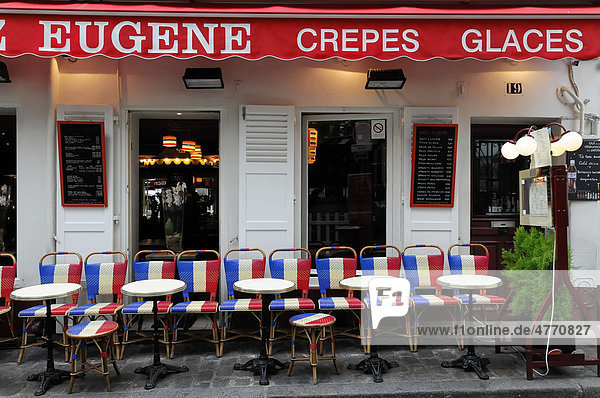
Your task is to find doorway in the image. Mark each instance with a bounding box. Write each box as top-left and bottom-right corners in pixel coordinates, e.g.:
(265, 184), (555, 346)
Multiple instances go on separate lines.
(470, 121), (553, 269)
(302, 114), (392, 257)
(0, 112), (15, 255)
(133, 113), (219, 253)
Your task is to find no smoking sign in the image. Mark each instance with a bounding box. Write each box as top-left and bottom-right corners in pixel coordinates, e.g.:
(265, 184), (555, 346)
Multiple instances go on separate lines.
(371, 119), (386, 139)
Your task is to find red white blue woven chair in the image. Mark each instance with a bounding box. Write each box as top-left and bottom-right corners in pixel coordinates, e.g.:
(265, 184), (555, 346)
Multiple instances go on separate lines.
(268, 248), (314, 354)
(315, 246), (364, 343)
(0, 253), (17, 345)
(401, 245), (460, 352)
(448, 243), (507, 348)
(18, 251), (83, 363)
(70, 251), (128, 322)
(120, 250), (176, 360)
(359, 245), (401, 277)
(171, 249), (220, 358)
(219, 248), (265, 357)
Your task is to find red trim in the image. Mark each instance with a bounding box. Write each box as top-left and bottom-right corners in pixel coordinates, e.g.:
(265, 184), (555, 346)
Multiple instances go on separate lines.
(1, 3), (600, 16)
(57, 121), (107, 207)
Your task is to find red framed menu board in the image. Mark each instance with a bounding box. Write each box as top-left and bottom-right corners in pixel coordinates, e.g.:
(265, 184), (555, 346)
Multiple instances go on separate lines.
(57, 121), (107, 207)
(410, 124), (458, 207)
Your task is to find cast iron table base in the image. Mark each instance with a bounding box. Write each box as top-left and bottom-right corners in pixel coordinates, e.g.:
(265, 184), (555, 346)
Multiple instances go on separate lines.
(27, 300), (71, 396)
(441, 347), (490, 380)
(234, 293), (288, 385)
(135, 298), (189, 390)
(348, 347), (399, 383)
(440, 290), (490, 380)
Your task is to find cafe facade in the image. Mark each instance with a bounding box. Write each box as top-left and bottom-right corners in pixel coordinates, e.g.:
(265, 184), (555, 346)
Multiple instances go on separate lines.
(0, 2), (599, 296)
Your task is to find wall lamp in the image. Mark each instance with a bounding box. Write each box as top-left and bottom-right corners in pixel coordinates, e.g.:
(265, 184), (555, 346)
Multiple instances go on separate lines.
(501, 123), (583, 160)
(0, 62), (10, 83)
(182, 67), (224, 89)
(365, 69), (406, 90)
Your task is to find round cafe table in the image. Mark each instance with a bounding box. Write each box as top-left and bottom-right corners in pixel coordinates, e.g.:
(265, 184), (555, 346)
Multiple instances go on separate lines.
(11, 282), (81, 396)
(340, 275), (401, 383)
(233, 277), (295, 385)
(121, 279), (188, 389)
(437, 274), (502, 380)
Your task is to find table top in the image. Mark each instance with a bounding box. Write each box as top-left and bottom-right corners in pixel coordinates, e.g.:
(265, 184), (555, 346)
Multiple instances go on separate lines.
(121, 279), (186, 297)
(233, 278), (295, 294)
(339, 275), (401, 291)
(11, 283), (81, 301)
(437, 274), (502, 290)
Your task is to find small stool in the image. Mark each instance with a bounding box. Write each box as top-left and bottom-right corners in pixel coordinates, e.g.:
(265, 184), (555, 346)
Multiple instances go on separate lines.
(288, 313), (340, 384)
(65, 320), (120, 393)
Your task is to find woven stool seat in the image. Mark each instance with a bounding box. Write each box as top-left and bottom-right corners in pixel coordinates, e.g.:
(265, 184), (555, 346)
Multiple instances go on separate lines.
(288, 313), (339, 384)
(65, 320), (120, 393)
(66, 320), (118, 339)
(290, 313), (336, 327)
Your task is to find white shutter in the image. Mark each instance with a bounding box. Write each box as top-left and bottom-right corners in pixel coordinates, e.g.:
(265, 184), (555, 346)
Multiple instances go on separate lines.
(403, 107), (459, 251)
(239, 105), (295, 258)
(56, 105), (115, 259)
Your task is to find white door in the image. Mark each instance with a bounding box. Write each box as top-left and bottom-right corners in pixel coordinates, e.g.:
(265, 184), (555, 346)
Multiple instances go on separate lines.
(239, 105), (295, 260)
(402, 107), (459, 251)
(56, 105), (115, 259)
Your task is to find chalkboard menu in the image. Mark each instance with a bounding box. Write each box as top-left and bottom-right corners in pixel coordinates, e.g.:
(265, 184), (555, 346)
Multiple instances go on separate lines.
(410, 124), (458, 207)
(57, 121), (107, 207)
(567, 140), (600, 201)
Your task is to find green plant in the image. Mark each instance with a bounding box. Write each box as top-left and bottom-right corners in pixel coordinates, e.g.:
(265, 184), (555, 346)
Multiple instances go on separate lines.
(502, 227), (573, 321)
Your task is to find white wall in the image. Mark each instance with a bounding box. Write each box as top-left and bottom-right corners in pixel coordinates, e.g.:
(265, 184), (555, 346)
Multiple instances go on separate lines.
(4, 54), (599, 286)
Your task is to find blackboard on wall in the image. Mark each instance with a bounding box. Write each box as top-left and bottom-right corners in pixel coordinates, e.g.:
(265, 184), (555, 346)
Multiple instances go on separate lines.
(567, 140), (600, 201)
(57, 121), (107, 207)
(410, 124), (458, 207)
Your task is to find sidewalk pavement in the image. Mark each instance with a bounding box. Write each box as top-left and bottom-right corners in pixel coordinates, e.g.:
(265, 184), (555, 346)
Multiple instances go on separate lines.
(2, 337), (600, 397)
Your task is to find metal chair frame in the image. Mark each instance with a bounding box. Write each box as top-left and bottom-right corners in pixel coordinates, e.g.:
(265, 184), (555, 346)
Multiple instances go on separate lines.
(401, 245), (460, 352)
(0, 253), (17, 345)
(219, 248), (266, 357)
(18, 251), (83, 363)
(120, 250), (176, 360)
(171, 249), (220, 358)
(268, 248), (314, 355)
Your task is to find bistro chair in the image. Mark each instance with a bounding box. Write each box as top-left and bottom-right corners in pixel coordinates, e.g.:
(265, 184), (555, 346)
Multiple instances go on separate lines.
(120, 250), (176, 360)
(0, 253), (17, 345)
(315, 246), (363, 347)
(170, 249), (220, 358)
(18, 251), (83, 363)
(359, 245), (401, 277)
(218, 248), (266, 356)
(69, 251), (128, 323)
(268, 248), (315, 355)
(359, 245), (403, 351)
(448, 243), (507, 348)
(401, 245), (460, 352)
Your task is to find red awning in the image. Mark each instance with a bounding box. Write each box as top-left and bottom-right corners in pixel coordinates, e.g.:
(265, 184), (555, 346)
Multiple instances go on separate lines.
(0, 2), (599, 61)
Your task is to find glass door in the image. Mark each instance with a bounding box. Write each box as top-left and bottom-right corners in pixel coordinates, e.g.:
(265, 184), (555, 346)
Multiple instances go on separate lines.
(302, 114), (392, 255)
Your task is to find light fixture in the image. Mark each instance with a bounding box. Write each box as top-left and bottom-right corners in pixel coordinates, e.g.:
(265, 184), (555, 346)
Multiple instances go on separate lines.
(0, 62), (10, 83)
(181, 140), (196, 152)
(163, 136), (177, 147)
(515, 134), (537, 156)
(182, 68), (224, 89)
(550, 138), (566, 156)
(365, 69), (406, 90)
(558, 130), (583, 151)
(501, 141), (519, 159)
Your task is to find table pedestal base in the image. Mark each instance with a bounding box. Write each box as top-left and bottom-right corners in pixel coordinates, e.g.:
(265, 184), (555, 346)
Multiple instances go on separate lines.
(441, 352), (490, 380)
(135, 363), (189, 390)
(348, 351), (399, 383)
(234, 357), (289, 386)
(28, 369), (71, 396)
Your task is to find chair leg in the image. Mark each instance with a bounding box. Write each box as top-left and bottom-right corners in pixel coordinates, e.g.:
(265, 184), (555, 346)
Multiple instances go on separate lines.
(111, 333), (120, 375)
(269, 312), (275, 356)
(310, 328), (318, 384)
(17, 322), (27, 364)
(212, 314), (220, 357)
(287, 325), (296, 376)
(330, 326), (340, 375)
